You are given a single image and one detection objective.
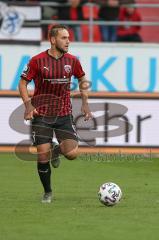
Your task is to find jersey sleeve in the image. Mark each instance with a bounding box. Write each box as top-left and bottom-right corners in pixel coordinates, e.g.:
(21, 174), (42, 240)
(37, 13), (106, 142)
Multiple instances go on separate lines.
(21, 58), (38, 82)
(73, 58), (85, 79)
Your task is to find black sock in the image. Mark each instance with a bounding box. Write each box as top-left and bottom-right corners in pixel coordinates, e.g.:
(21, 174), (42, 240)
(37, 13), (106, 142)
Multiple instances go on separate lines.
(37, 162), (52, 193)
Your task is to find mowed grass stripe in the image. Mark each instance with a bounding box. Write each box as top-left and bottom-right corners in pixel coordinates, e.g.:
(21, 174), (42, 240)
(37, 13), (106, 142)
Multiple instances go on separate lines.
(0, 153), (159, 240)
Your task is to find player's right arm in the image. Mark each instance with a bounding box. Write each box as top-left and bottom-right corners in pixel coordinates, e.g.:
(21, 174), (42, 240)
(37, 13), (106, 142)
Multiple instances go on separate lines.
(19, 78), (38, 120)
(19, 58), (38, 120)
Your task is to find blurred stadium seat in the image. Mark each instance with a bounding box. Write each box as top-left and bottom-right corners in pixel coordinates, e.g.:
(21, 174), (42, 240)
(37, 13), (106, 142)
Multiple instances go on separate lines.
(0, 1), (159, 42)
(136, 0), (159, 42)
(81, 3), (101, 42)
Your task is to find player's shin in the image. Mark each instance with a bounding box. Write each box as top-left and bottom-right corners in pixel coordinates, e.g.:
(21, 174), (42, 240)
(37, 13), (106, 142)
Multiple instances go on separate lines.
(37, 161), (52, 193)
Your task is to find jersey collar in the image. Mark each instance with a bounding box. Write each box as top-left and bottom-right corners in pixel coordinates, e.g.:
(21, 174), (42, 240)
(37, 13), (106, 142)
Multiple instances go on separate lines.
(46, 50), (64, 60)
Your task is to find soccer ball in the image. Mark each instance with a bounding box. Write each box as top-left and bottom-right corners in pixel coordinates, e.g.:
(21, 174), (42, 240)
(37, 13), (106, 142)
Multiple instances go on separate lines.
(98, 182), (122, 206)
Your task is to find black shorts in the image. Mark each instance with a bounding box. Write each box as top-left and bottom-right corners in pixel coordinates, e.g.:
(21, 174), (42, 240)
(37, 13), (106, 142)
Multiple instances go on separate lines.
(31, 114), (78, 146)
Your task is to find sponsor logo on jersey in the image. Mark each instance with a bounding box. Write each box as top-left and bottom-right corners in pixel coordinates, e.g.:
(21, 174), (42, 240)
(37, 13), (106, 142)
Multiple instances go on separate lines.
(43, 78), (70, 84)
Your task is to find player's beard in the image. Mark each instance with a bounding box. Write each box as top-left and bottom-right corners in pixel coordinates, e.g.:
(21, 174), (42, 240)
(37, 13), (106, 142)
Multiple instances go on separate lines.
(56, 44), (68, 54)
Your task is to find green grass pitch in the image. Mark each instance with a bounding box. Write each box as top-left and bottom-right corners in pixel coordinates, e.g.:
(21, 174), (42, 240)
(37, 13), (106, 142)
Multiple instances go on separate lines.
(0, 152), (159, 240)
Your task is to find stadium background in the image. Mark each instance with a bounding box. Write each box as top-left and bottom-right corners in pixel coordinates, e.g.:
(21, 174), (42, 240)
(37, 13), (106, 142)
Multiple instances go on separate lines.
(0, 0), (159, 154)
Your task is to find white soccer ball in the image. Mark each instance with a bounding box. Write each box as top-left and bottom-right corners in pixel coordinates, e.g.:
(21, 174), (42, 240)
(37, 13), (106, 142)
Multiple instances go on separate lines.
(98, 182), (122, 206)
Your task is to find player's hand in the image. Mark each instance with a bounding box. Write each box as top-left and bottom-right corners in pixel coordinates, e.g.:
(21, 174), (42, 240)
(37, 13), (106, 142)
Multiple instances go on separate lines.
(24, 99), (39, 120)
(24, 108), (38, 120)
(81, 103), (93, 121)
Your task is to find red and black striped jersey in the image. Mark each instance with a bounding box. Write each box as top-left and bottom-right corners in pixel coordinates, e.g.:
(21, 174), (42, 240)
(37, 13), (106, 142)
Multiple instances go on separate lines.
(21, 50), (85, 116)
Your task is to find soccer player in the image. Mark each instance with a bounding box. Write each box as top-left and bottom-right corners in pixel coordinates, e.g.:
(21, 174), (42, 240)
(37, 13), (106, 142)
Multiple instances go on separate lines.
(18, 24), (92, 203)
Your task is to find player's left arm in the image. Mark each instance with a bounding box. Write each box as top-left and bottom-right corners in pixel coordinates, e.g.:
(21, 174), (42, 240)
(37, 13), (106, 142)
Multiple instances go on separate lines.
(78, 75), (93, 121)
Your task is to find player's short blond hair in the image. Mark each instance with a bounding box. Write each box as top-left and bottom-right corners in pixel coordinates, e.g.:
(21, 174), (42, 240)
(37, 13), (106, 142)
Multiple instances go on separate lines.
(48, 24), (68, 39)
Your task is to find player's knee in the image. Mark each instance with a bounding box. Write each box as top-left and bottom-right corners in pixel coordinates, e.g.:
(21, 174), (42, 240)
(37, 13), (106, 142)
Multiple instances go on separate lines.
(64, 149), (78, 160)
(38, 153), (49, 163)
(36, 143), (51, 163)
(60, 139), (78, 160)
